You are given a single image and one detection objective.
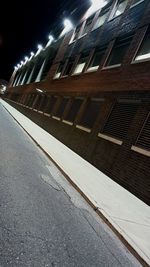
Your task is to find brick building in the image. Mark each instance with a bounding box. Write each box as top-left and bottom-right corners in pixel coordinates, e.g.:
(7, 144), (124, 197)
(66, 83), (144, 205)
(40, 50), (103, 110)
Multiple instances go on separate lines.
(5, 0), (150, 205)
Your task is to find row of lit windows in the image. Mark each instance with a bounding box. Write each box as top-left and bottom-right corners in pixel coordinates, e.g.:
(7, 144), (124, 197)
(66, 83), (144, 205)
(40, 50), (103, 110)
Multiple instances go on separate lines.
(14, 94), (149, 154)
(70, 0), (145, 43)
(54, 25), (150, 79)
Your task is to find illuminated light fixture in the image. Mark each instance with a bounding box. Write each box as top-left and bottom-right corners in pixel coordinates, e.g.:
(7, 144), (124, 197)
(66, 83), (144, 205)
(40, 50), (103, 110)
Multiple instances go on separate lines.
(29, 51), (35, 61)
(14, 66), (18, 71)
(23, 56), (29, 64)
(46, 34), (54, 47)
(35, 44), (43, 56)
(60, 18), (73, 37)
(20, 61), (24, 66)
(85, 0), (108, 18)
(36, 88), (44, 93)
(17, 64), (20, 68)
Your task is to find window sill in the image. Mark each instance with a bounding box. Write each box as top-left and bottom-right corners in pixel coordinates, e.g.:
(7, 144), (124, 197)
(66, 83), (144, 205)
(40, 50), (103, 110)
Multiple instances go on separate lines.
(98, 133), (123, 145)
(52, 116), (61, 121)
(61, 75), (68, 79)
(71, 72), (83, 76)
(131, 145), (150, 157)
(62, 120), (73, 126)
(131, 58), (150, 64)
(44, 113), (50, 117)
(130, 0), (144, 8)
(102, 64), (121, 70)
(85, 66), (99, 73)
(76, 125), (91, 133)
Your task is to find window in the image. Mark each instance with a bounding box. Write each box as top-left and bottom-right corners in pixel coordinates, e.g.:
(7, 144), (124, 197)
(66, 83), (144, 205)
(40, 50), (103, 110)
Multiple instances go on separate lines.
(134, 27), (150, 62)
(135, 112), (150, 151)
(113, 0), (128, 18)
(53, 97), (69, 118)
(72, 24), (82, 42)
(130, 0), (144, 8)
(63, 60), (74, 76)
(78, 99), (102, 129)
(54, 63), (64, 79)
(93, 10), (109, 30)
(105, 35), (133, 67)
(101, 101), (139, 140)
(82, 15), (94, 36)
(87, 48), (106, 71)
(64, 98), (83, 123)
(73, 55), (89, 74)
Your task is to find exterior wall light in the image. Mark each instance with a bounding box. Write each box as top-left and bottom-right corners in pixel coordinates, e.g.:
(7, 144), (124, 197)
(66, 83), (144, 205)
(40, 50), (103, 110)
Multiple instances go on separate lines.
(85, 0), (108, 18)
(60, 18), (73, 37)
(35, 44), (43, 56)
(46, 35), (54, 47)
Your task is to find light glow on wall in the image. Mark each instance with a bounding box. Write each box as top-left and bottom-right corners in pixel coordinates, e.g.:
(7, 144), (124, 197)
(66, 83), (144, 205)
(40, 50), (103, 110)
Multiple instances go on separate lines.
(60, 18), (73, 37)
(35, 44), (43, 56)
(46, 35), (54, 47)
(36, 88), (44, 93)
(85, 0), (108, 18)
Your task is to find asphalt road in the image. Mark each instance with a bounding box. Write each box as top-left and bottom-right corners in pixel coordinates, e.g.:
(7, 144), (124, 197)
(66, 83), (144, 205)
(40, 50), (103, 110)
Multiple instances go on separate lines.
(0, 103), (141, 267)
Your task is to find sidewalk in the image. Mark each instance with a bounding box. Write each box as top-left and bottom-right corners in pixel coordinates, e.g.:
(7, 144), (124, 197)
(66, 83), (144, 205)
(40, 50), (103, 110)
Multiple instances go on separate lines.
(1, 99), (150, 266)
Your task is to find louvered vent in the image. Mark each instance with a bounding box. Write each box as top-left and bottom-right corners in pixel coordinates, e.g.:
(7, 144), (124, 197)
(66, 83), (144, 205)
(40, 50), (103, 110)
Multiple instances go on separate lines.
(45, 96), (57, 114)
(65, 98), (83, 123)
(103, 102), (139, 140)
(53, 98), (69, 118)
(79, 99), (102, 129)
(136, 113), (150, 150)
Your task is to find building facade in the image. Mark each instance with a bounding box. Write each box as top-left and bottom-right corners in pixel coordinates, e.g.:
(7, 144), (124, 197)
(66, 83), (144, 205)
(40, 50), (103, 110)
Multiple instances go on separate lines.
(5, 0), (150, 205)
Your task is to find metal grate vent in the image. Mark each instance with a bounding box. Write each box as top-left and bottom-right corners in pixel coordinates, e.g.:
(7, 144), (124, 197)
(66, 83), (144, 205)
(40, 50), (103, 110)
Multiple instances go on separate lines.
(79, 99), (102, 129)
(102, 102), (139, 140)
(65, 98), (83, 123)
(53, 98), (69, 118)
(136, 113), (150, 150)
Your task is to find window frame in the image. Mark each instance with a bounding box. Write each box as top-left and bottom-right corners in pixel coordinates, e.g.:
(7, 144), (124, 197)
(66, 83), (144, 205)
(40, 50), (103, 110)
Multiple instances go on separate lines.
(132, 26), (150, 64)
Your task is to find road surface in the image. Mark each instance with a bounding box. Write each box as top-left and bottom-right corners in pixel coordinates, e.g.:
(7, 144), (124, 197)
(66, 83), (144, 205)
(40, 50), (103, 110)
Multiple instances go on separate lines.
(0, 103), (141, 267)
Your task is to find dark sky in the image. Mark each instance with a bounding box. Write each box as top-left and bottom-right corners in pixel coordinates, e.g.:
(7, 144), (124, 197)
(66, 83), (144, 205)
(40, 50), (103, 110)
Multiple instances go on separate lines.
(0, 0), (64, 81)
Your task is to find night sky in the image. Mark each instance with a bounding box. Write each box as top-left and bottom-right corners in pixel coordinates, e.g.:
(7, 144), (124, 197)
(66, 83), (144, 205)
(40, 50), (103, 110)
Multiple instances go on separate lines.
(0, 0), (64, 81)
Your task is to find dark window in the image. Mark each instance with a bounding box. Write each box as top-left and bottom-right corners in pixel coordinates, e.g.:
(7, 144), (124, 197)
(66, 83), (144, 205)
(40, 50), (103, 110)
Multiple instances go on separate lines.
(72, 24), (82, 41)
(53, 97), (69, 118)
(102, 101), (139, 140)
(135, 27), (150, 62)
(45, 96), (57, 114)
(54, 63), (64, 79)
(64, 98), (83, 123)
(82, 15), (94, 35)
(113, 0), (128, 18)
(105, 35), (133, 66)
(30, 59), (43, 83)
(93, 9), (109, 30)
(63, 60), (74, 76)
(79, 99), (102, 129)
(88, 48), (106, 71)
(73, 55), (89, 74)
(136, 113), (150, 150)
(40, 58), (52, 80)
(24, 66), (33, 84)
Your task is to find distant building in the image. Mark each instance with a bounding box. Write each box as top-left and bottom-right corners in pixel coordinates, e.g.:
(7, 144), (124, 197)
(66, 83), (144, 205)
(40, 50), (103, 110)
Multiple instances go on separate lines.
(0, 79), (8, 94)
(4, 0), (150, 205)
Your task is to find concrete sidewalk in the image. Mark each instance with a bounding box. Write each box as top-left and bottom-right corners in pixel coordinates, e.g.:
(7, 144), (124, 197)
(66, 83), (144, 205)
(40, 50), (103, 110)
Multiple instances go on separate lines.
(1, 99), (150, 266)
